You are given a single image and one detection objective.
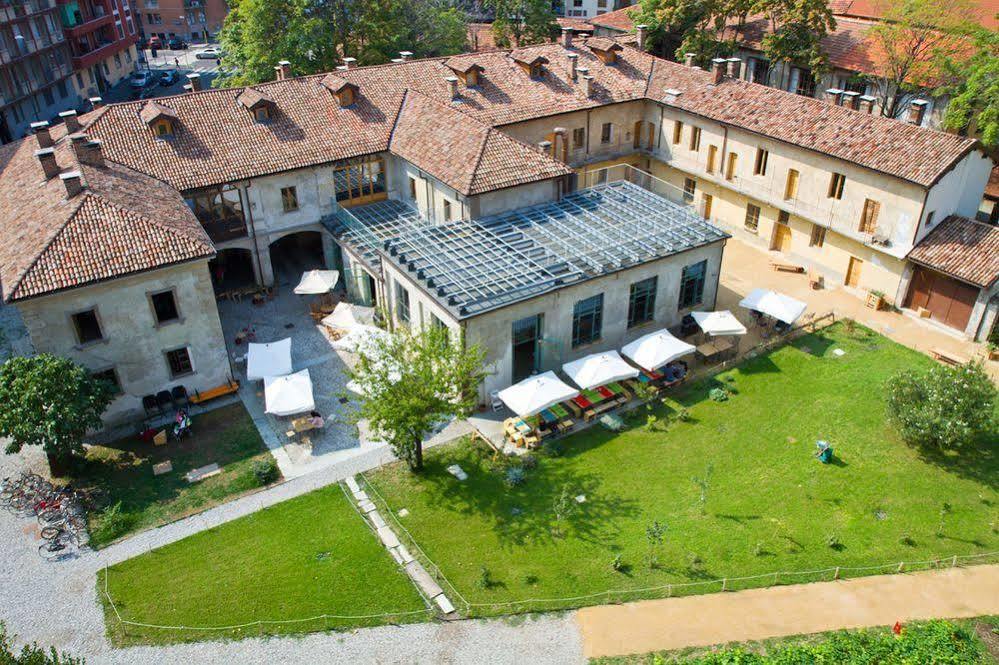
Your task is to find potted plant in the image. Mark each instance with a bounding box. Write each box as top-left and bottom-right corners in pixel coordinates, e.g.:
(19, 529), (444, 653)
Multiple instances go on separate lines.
(866, 290), (886, 310)
(987, 342), (999, 361)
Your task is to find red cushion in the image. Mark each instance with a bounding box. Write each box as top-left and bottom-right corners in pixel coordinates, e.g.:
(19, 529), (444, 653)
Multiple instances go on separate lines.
(572, 396), (593, 408)
(597, 386), (614, 399)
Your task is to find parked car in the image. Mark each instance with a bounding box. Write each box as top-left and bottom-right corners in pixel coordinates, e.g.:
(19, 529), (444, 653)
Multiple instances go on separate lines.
(159, 69), (179, 86)
(167, 38), (188, 50)
(195, 47), (222, 60)
(148, 36), (162, 50)
(130, 70), (153, 89)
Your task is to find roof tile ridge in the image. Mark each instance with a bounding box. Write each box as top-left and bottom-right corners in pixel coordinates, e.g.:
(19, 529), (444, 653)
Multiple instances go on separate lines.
(88, 188), (211, 247)
(467, 126), (494, 195)
(7, 194), (90, 300)
(386, 88), (412, 151)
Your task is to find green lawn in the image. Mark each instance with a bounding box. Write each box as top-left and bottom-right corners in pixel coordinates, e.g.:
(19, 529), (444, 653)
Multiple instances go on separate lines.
(99, 485), (428, 646)
(366, 323), (999, 615)
(76, 403), (279, 547)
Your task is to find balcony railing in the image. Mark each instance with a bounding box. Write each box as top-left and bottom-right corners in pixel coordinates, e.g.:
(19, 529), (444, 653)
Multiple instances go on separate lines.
(580, 162), (714, 222)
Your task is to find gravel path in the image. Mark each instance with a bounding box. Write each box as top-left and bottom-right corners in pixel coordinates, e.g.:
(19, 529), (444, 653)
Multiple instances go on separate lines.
(1, 431), (582, 665)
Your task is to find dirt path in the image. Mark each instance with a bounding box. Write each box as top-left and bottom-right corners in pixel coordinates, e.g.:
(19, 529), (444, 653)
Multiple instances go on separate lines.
(576, 564), (999, 659)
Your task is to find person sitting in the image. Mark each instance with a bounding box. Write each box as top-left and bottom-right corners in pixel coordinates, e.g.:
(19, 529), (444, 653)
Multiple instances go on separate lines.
(307, 410), (325, 429)
(173, 409), (192, 439)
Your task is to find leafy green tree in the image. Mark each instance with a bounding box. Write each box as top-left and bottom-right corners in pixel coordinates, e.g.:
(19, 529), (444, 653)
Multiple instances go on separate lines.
(0, 622), (83, 664)
(0, 355), (114, 468)
(753, 0), (837, 89)
(864, 0), (977, 120)
(939, 26), (999, 148)
(485, 0), (559, 48)
(633, 0), (720, 63)
(217, 0), (469, 86)
(885, 360), (996, 451)
(347, 326), (484, 472)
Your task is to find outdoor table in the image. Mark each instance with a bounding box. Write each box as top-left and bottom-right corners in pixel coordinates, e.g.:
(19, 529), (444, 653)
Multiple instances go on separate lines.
(696, 338), (734, 360)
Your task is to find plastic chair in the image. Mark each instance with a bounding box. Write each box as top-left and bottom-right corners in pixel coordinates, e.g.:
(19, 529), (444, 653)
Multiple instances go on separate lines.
(489, 390), (503, 411)
(171, 385), (190, 408)
(156, 390), (174, 412)
(142, 394), (161, 417)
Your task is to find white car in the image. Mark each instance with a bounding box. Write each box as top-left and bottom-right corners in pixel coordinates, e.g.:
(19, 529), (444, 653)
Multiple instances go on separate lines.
(129, 71), (152, 88)
(195, 47), (222, 60)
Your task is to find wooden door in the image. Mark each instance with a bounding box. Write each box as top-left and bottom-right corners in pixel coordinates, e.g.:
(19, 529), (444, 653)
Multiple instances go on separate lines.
(772, 223), (792, 253)
(905, 267), (978, 331)
(701, 193), (713, 220)
(845, 256), (863, 287)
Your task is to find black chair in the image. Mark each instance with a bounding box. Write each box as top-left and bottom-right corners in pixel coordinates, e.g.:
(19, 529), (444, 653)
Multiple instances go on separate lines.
(156, 390), (174, 412)
(171, 385), (190, 409)
(142, 394), (161, 417)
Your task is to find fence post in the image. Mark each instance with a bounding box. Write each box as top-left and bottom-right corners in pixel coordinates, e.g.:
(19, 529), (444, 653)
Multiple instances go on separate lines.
(721, 578), (727, 592)
(897, 562), (904, 573)
(667, 584), (672, 598)
(834, 566), (840, 580)
(952, 555), (958, 568)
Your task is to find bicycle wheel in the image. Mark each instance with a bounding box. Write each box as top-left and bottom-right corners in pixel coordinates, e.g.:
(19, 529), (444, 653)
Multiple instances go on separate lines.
(40, 525), (64, 540)
(37, 508), (65, 526)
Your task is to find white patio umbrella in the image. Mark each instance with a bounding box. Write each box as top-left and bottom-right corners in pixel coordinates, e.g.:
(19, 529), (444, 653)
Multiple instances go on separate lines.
(497, 371), (579, 418)
(562, 350), (640, 390)
(691, 310), (748, 336)
(321, 302), (376, 330)
(293, 269), (340, 295)
(620, 329), (696, 372)
(739, 288), (808, 325)
(246, 338), (293, 381)
(264, 369), (315, 416)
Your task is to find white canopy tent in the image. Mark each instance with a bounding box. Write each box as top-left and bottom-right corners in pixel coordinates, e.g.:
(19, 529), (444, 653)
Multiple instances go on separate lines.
(246, 338), (293, 381)
(321, 302), (376, 331)
(739, 288), (808, 325)
(691, 310), (748, 336)
(498, 371), (579, 417)
(264, 369), (315, 416)
(562, 350), (640, 390)
(293, 269), (340, 295)
(621, 329), (696, 371)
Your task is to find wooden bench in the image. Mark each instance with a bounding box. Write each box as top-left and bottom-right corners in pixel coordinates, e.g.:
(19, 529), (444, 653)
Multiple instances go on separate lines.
(929, 348), (969, 366)
(770, 261), (805, 273)
(190, 379), (240, 405)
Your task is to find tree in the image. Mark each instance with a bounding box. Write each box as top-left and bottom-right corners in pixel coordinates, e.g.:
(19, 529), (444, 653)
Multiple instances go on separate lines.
(885, 360), (996, 451)
(551, 483), (576, 537)
(347, 326), (484, 472)
(938, 26), (999, 149)
(0, 623), (82, 665)
(864, 0), (977, 120)
(753, 0), (837, 89)
(0, 355), (114, 468)
(217, 0), (469, 86)
(632, 0), (724, 63)
(485, 0), (558, 48)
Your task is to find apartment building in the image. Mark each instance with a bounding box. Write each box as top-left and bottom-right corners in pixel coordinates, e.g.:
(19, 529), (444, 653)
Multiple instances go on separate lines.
(0, 0), (75, 142)
(60, 0), (139, 98)
(0, 32), (994, 419)
(136, 0), (226, 43)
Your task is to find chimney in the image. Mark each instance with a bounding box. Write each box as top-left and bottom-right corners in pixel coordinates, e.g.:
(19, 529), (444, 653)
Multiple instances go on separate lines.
(636, 25), (648, 52)
(59, 170), (83, 198)
(537, 140), (552, 155)
(561, 27), (573, 49)
(342, 57), (356, 70)
(858, 95), (876, 114)
(908, 99), (928, 126)
(273, 61), (290, 81)
(399, 51), (412, 62)
(567, 53), (578, 81)
(446, 75), (459, 100)
(59, 109), (80, 134)
(824, 88), (843, 105)
(841, 90), (860, 110)
(710, 58), (726, 84)
(89, 96), (103, 110)
(77, 139), (104, 167)
(186, 72), (202, 92)
(726, 57), (741, 79)
(684, 52), (696, 68)
(34, 147), (60, 179)
(31, 120), (52, 149)
(581, 74), (594, 98)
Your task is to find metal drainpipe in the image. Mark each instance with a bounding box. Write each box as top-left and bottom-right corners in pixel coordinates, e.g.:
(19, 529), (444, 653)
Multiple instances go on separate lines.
(242, 183), (266, 287)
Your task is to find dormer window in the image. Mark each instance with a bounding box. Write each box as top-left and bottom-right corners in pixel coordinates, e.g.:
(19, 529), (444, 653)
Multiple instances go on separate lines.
(237, 87), (276, 122)
(510, 51), (549, 79)
(254, 107), (270, 123)
(444, 58), (486, 87)
(587, 38), (624, 65)
(140, 101), (179, 139)
(530, 63), (543, 78)
(321, 74), (359, 108)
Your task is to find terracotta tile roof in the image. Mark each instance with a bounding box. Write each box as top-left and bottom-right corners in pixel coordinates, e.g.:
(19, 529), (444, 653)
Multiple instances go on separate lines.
(830, 0), (999, 29)
(585, 36), (624, 52)
(906, 215), (999, 288)
(985, 165), (999, 200)
(0, 129), (214, 302)
(588, 6), (638, 31)
(645, 57), (977, 187)
(236, 87), (274, 110)
(75, 40), (977, 193)
(467, 20), (592, 51)
(389, 90), (572, 196)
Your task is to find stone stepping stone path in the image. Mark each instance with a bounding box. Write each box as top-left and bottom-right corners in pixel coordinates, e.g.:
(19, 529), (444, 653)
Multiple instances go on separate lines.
(345, 474), (458, 618)
(184, 463), (221, 483)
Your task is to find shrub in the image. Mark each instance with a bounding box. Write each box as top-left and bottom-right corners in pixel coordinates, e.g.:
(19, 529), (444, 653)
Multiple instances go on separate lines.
(709, 387), (729, 402)
(477, 565), (494, 589)
(90, 501), (136, 544)
(675, 408), (692, 423)
(826, 534), (843, 550)
(504, 466), (526, 488)
(899, 532), (916, 547)
(252, 458), (280, 486)
(885, 360), (996, 450)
